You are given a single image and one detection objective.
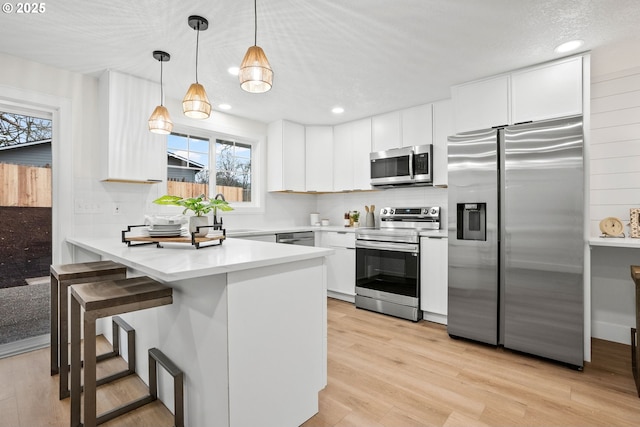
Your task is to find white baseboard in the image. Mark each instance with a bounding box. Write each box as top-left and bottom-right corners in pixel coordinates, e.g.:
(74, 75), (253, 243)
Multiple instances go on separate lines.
(423, 312), (447, 325)
(327, 290), (355, 303)
(591, 320), (633, 345)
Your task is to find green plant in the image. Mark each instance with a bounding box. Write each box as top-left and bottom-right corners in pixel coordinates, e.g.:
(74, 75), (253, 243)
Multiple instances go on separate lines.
(350, 211), (360, 223)
(153, 194), (233, 216)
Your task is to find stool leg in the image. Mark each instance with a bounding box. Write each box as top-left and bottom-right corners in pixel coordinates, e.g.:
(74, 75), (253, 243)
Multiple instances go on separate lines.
(70, 297), (81, 427)
(59, 279), (70, 399)
(84, 313), (97, 427)
(50, 273), (59, 376)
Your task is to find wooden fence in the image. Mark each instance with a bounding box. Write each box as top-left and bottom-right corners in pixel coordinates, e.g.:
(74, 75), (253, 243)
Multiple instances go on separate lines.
(166, 181), (245, 202)
(0, 163), (51, 207)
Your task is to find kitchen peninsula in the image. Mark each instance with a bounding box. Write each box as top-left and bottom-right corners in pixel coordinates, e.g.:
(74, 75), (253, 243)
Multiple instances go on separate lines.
(66, 236), (334, 427)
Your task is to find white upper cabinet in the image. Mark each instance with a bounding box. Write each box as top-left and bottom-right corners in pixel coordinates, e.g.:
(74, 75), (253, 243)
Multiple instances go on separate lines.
(451, 74), (510, 134)
(372, 111), (401, 152)
(401, 104), (433, 147)
(352, 118), (373, 191)
(452, 55), (585, 134)
(511, 56), (583, 124)
(305, 126), (333, 192)
(267, 120), (305, 192)
(99, 70), (166, 183)
(432, 99), (452, 187)
(333, 118), (372, 191)
(332, 122), (353, 191)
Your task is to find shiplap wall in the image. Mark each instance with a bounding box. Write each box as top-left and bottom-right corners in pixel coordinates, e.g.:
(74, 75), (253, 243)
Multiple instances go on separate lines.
(590, 67), (640, 236)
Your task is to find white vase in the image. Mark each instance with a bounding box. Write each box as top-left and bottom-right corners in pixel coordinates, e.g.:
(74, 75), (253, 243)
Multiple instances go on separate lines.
(189, 216), (209, 237)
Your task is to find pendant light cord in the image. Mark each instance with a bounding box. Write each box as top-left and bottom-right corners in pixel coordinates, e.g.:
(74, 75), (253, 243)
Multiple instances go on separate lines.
(254, 0), (257, 46)
(195, 23), (200, 83)
(160, 59), (164, 106)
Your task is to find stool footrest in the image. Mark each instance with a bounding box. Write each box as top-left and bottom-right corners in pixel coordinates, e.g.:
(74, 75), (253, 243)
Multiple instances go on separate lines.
(96, 395), (155, 426)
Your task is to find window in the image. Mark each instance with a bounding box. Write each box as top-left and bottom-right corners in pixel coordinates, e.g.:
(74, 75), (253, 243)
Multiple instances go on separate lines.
(216, 139), (252, 202)
(167, 131), (254, 205)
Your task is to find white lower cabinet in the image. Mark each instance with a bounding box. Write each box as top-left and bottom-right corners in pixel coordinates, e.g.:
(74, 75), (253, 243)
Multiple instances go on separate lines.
(317, 231), (356, 302)
(420, 236), (448, 324)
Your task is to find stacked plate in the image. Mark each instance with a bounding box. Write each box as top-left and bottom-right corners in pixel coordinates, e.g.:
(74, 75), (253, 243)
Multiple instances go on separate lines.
(147, 223), (184, 237)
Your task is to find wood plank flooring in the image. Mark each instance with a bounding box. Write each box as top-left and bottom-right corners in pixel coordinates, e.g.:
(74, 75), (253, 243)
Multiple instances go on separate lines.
(0, 297), (638, 426)
(0, 335), (173, 427)
(303, 298), (640, 427)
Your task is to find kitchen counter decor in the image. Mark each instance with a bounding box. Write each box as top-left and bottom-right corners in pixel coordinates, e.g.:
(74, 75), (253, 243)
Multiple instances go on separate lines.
(122, 223), (226, 249)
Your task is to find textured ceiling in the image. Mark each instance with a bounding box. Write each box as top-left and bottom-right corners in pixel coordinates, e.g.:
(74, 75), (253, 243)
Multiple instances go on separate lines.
(1, 0), (640, 125)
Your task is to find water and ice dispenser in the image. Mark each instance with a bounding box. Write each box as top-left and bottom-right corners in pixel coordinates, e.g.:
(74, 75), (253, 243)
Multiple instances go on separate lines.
(457, 203), (486, 241)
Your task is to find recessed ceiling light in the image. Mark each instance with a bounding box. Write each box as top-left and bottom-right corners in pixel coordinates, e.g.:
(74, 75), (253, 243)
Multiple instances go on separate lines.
(219, 104), (232, 110)
(554, 40), (584, 54)
(228, 66), (239, 76)
(331, 106), (345, 114)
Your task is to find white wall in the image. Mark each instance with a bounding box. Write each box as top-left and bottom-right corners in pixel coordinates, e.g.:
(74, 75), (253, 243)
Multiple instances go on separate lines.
(589, 39), (640, 344)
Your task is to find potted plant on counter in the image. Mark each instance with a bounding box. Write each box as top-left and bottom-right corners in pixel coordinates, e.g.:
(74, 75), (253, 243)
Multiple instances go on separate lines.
(153, 194), (233, 236)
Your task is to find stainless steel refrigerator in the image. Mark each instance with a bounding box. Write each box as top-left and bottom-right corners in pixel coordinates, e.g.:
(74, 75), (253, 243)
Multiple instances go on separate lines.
(447, 115), (584, 368)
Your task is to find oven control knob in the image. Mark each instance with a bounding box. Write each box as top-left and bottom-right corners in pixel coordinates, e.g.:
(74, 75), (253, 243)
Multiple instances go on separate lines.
(390, 209), (395, 214)
(430, 208), (438, 215)
(382, 209), (388, 215)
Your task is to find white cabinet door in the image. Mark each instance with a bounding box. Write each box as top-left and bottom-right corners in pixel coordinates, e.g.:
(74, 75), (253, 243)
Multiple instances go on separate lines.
(332, 118), (372, 191)
(432, 99), (452, 187)
(451, 74), (510, 134)
(371, 111), (401, 152)
(511, 56), (583, 124)
(332, 122), (353, 191)
(305, 126), (333, 192)
(318, 231), (356, 301)
(420, 236), (448, 323)
(401, 104), (433, 147)
(351, 118), (372, 191)
(326, 247), (356, 299)
(99, 70), (166, 183)
(267, 120), (305, 191)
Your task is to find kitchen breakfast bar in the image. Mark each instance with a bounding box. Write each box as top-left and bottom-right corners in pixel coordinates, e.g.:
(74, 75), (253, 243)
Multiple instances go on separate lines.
(66, 236), (334, 427)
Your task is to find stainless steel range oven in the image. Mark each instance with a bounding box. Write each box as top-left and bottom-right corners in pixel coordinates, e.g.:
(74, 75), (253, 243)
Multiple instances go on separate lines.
(355, 206), (440, 322)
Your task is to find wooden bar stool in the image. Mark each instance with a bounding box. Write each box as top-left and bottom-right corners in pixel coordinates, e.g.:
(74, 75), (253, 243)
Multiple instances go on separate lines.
(69, 276), (173, 427)
(50, 261), (127, 399)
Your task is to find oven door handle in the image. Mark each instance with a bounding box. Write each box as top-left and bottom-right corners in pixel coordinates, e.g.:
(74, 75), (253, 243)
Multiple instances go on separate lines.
(356, 240), (419, 253)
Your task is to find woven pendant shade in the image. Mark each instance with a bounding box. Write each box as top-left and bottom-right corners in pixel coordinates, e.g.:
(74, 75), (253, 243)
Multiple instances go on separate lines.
(148, 105), (173, 134)
(239, 45), (273, 93)
(148, 50), (173, 135)
(182, 83), (212, 119)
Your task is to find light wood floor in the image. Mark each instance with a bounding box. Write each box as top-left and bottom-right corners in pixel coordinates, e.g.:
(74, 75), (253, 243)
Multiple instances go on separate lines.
(303, 298), (640, 427)
(1, 298), (638, 426)
(0, 335), (173, 427)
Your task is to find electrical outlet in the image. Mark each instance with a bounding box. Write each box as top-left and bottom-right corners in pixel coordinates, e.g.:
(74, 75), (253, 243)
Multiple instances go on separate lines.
(113, 203), (121, 215)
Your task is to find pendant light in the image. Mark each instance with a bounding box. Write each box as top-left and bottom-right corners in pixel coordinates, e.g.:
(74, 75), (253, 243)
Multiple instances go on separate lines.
(239, 0), (273, 93)
(148, 50), (173, 135)
(183, 15), (212, 119)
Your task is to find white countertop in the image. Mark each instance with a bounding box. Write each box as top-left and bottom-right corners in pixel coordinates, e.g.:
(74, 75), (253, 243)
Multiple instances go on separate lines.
(589, 236), (640, 248)
(226, 226), (356, 237)
(67, 236), (334, 282)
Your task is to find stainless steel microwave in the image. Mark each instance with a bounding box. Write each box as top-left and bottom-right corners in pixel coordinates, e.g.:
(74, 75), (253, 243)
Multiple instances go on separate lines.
(370, 144), (433, 187)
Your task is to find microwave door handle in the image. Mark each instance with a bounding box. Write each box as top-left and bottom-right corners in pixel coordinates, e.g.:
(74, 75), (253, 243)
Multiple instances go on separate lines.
(409, 150), (414, 179)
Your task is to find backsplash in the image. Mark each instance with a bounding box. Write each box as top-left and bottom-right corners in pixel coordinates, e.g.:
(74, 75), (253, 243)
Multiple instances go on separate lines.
(314, 186), (448, 229)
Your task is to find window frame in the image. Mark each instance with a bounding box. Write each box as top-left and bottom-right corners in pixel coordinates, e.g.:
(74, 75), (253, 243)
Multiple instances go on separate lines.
(166, 124), (264, 214)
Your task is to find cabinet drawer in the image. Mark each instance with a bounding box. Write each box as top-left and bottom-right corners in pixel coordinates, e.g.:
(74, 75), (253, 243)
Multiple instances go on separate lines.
(320, 231), (355, 248)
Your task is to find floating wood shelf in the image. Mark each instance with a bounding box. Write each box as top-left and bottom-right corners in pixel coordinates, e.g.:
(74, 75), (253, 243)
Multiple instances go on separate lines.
(122, 224), (225, 249)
